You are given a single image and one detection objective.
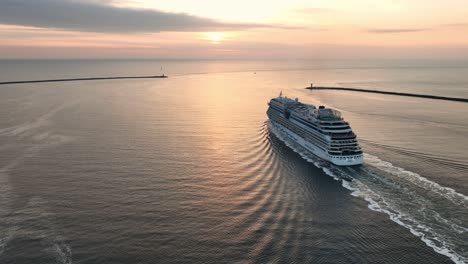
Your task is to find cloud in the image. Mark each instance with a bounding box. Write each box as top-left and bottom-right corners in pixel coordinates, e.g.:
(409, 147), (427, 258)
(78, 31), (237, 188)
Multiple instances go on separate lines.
(0, 0), (284, 33)
(365, 28), (429, 34)
(440, 23), (468, 28)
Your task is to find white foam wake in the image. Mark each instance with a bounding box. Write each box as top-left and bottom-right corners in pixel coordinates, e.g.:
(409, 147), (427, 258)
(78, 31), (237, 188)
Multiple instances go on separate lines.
(0, 101), (76, 259)
(0, 227), (14, 256)
(267, 121), (467, 264)
(0, 101), (77, 137)
(363, 153), (468, 208)
(52, 241), (73, 264)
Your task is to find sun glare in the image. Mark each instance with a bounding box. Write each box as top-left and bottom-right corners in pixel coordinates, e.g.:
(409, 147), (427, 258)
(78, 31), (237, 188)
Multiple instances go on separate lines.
(205, 32), (225, 44)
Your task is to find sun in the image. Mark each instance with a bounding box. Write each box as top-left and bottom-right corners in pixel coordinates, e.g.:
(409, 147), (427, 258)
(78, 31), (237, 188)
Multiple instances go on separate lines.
(205, 32), (225, 44)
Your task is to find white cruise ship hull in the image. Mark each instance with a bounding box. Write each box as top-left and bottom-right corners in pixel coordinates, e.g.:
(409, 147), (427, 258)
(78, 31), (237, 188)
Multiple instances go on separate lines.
(269, 120), (363, 166)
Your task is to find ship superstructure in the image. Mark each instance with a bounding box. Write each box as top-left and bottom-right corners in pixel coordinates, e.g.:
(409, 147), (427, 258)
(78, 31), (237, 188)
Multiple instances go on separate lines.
(267, 95), (363, 166)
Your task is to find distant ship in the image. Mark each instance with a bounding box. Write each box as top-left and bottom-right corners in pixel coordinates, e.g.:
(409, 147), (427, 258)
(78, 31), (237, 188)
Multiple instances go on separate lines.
(267, 93), (363, 166)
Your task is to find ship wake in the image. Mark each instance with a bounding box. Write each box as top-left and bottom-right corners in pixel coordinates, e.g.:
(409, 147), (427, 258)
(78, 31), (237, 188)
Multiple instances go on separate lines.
(267, 121), (468, 264)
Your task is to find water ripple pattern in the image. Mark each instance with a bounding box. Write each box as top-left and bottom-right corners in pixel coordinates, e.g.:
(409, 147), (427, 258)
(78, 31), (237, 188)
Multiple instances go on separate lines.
(1, 64), (466, 264)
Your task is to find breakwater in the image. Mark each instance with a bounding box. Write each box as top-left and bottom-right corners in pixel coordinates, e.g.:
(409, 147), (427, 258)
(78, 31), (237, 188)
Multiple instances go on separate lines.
(0, 75), (167, 85)
(306, 86), (468, 103)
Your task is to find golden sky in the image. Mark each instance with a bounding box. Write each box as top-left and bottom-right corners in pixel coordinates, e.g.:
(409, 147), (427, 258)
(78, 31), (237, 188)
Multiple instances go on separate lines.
(1, 0), (468, 59)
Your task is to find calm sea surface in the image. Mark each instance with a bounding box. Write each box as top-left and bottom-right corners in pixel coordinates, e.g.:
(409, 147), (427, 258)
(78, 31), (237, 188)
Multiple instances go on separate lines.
(0, 60), (467, 263)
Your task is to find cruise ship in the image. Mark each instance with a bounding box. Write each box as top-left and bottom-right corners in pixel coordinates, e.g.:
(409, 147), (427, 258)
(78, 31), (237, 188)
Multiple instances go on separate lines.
(267, 94), (363, 166)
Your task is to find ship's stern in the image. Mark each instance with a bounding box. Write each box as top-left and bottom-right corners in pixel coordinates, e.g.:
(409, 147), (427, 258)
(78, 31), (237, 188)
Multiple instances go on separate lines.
(329, 154), (364, 166)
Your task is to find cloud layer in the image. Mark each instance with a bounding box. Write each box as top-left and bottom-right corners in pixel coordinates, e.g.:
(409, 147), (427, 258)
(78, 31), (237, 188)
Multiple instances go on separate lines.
(366, 28), (428, 34)
(0, 0), (275, 33)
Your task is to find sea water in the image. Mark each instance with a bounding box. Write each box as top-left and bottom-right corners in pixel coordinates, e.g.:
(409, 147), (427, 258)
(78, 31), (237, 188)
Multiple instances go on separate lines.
(0, 59), (467, 263)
